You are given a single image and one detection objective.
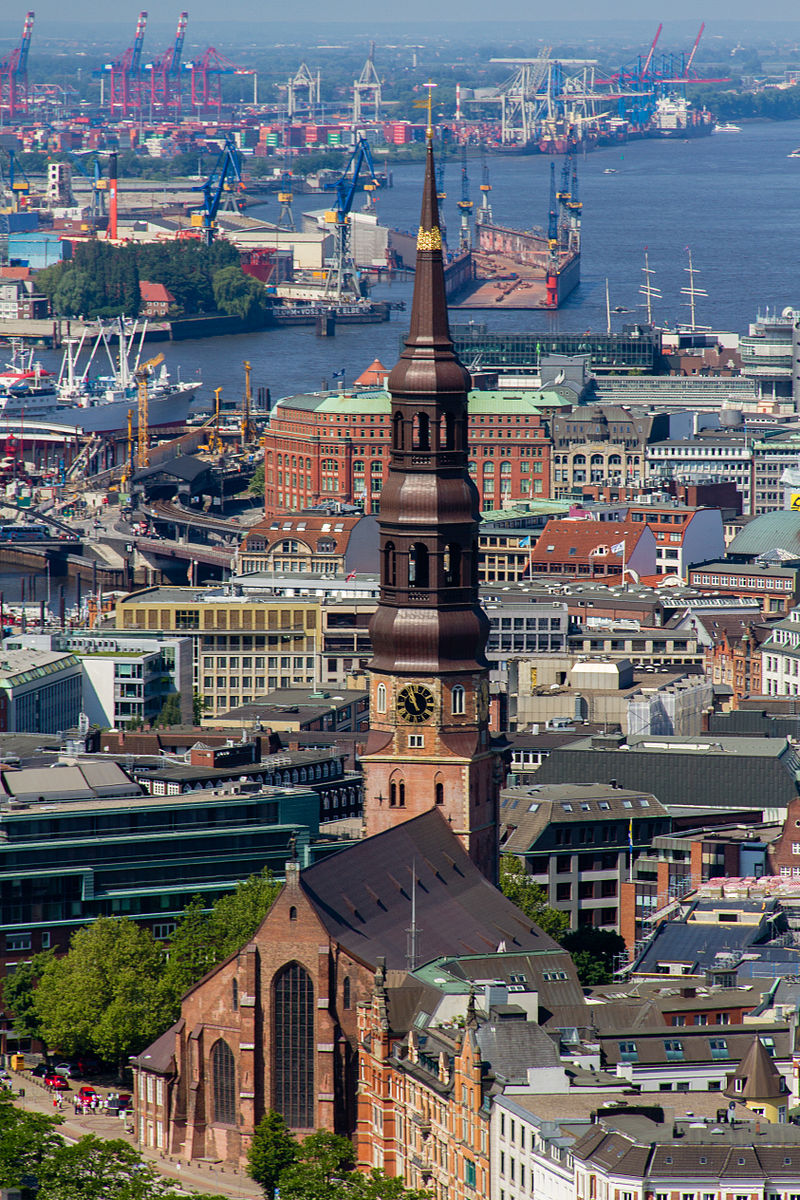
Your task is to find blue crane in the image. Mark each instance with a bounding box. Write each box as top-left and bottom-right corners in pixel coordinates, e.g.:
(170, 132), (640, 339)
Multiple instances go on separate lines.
(190, 135), (244, 247)
(322, 135), (379, 301)
(456, 144), (473, 253)
(69, 151), (107, 223)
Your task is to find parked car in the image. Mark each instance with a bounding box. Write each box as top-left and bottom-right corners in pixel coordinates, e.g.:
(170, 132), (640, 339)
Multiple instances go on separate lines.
(53, 1062), (75, 1078)
(43, 1074), (69, 1090)
(77, 1086), (99, 1103)
(30, 1063), (49, 1078)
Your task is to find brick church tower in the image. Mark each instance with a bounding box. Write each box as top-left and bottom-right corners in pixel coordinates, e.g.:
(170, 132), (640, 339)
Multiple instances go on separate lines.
(361, 134), (503, 883)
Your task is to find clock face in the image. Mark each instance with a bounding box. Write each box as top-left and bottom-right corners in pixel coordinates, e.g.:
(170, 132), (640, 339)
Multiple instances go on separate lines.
(478, 680), (489, 722)
(396, 684), (435, 724)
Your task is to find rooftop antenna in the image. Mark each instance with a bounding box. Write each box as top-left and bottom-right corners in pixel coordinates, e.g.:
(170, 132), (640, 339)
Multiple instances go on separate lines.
(639, 247), (662, 325)
(680, 247), (709, 332)
(406, 858), (421, 972)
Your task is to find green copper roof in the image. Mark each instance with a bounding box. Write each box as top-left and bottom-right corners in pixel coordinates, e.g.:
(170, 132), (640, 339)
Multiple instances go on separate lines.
(277, 387), (570, 416)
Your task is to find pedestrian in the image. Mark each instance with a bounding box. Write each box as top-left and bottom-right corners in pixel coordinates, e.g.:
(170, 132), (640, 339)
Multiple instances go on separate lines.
(52, 1095), (58, 1110)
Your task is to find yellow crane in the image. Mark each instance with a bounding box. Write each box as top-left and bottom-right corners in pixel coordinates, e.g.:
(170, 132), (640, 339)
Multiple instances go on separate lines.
(241, 360), (252, 449)
(135, 353), (164, 469)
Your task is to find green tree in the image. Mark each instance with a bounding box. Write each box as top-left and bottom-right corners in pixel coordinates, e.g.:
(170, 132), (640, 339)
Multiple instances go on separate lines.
(159, 897), (214, 1008)
(561, 928), (625, 987)
(248, 461), (265, 497)
(278, 1130), (355, 1200)
(205, 866), (280, 961)
(2, 949), (54, 1043)
(33, 918), (172, 1073)
(248, 1109), (298, 1197)
(157, 694), (182, 726)
(35, 1134), (228, 1200)
(0, 1093), (61, 1188)
(192, 690), (209, 724)
(212, 265), (269, 324)
(499, 855), (570, 942)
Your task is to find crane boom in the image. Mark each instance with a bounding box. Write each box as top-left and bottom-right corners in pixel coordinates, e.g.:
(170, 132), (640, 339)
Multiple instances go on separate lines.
(641, 23), (662, 80)
(685, 22), (705, 76)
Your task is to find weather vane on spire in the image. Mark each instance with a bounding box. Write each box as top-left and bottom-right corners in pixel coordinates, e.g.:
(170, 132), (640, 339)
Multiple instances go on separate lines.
(423, 80), (437, 139)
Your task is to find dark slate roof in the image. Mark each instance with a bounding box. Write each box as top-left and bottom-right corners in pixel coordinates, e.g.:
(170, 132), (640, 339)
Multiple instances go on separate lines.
(129, 1019), (181, 1075)
(475, 1015), (561, 1082)
(299, 810), (566, 973)
(631, 915), (765, 974)
(534, 736), (800, 812)
(132, 454), (210, 483)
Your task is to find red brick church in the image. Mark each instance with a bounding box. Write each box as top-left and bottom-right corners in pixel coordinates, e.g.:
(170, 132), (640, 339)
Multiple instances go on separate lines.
(130, 135), (578, 1167)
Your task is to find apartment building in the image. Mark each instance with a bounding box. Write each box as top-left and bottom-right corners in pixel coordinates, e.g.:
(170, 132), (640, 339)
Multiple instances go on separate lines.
(760, 607), (800, 696)
(500, 783), (669, 932)
(115, 588), (322, 717)
(647, 435), (753, 512)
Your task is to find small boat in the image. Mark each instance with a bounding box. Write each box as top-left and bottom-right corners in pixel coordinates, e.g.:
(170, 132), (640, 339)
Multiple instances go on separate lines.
(603, 168), (617, 174)
(713, 122), (742, 133)
(788, 148), (800, 159)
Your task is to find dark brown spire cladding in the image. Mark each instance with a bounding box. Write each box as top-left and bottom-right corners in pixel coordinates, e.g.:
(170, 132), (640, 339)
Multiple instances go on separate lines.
(368, 135), (488, 676)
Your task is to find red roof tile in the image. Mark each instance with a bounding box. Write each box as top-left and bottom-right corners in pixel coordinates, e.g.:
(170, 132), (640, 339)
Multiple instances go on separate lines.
(354, 358), (390, 387)
(531, 519), (647, 565)
(140, 280), (175, 303)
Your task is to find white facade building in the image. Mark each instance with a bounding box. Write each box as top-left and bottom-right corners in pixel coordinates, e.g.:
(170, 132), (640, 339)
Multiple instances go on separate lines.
(761, 606), (800, 696)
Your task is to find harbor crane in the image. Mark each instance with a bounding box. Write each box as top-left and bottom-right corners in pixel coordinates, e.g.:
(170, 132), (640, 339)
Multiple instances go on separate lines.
(184, 46), (256, 113)
(456, 144), (473, 253)
(475, 148), (492, 227)
(189, 135), (244, 246)
(145, 11), (188, 117)
(0, 149), (30, 214)
(287, 62), (318, 119)
(101, 10), (148, 118)
(353, 42), (381, 123)
(545, 162), (559, 308)
(322, 135), (379, 302)
(69, 151), (109, 224)
(136, 352), (164, 470)
(0, 11), (34, 120)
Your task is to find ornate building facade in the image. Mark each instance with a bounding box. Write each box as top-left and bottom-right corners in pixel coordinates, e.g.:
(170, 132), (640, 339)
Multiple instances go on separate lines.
(360, 137), (504, 883)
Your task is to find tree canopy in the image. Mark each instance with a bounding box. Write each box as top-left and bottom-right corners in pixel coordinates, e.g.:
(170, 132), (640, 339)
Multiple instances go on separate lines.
(4, 868), (279, 1071)
(36, 239), (242, 320)
(247, 1117), (428, 1200)
(499, 855), (570, 942)
(31, 918), (174, 1071)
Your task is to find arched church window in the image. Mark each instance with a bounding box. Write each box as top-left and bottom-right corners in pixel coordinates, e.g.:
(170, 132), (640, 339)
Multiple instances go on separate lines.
(210, 1039), (236, 1126)
(409, 543), (429, 588)
(273, 962), (314, 1128)
(435, 781), (444, 806)
(452, 685), (466, 715)
(413, 412), (431, 451)
(444, 544), (461, 587)
(384, 542), (397, 587)
(393, 411), (404, 450)
(376, 683), (387, 714)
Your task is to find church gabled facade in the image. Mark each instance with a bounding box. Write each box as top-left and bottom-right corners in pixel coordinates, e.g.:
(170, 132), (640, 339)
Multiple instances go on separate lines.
(130, 811), (577, 1165)
(361, 135), (504, 883)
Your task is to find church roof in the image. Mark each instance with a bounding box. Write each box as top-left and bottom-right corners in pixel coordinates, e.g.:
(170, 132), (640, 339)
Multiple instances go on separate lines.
(300, 810), (561, 972)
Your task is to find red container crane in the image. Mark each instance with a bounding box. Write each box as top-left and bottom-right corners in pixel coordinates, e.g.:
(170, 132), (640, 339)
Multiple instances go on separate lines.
(0, 12), (34, 120)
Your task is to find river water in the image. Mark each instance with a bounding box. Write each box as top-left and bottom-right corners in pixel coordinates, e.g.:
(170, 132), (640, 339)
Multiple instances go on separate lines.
(10, 118), (800, 607)
(30, 118), (800, 409)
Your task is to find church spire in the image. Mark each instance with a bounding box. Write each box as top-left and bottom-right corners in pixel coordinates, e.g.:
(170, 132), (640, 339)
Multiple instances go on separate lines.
(388, 135), (470, 403)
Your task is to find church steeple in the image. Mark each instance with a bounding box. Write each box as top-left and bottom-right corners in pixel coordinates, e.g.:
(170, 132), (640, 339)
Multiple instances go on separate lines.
(362, 134), (501, 883)
(368, 136), (489, 677)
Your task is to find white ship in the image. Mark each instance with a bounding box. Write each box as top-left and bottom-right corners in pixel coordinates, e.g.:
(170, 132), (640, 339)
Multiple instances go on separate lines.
(0, 320), (201, 435)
